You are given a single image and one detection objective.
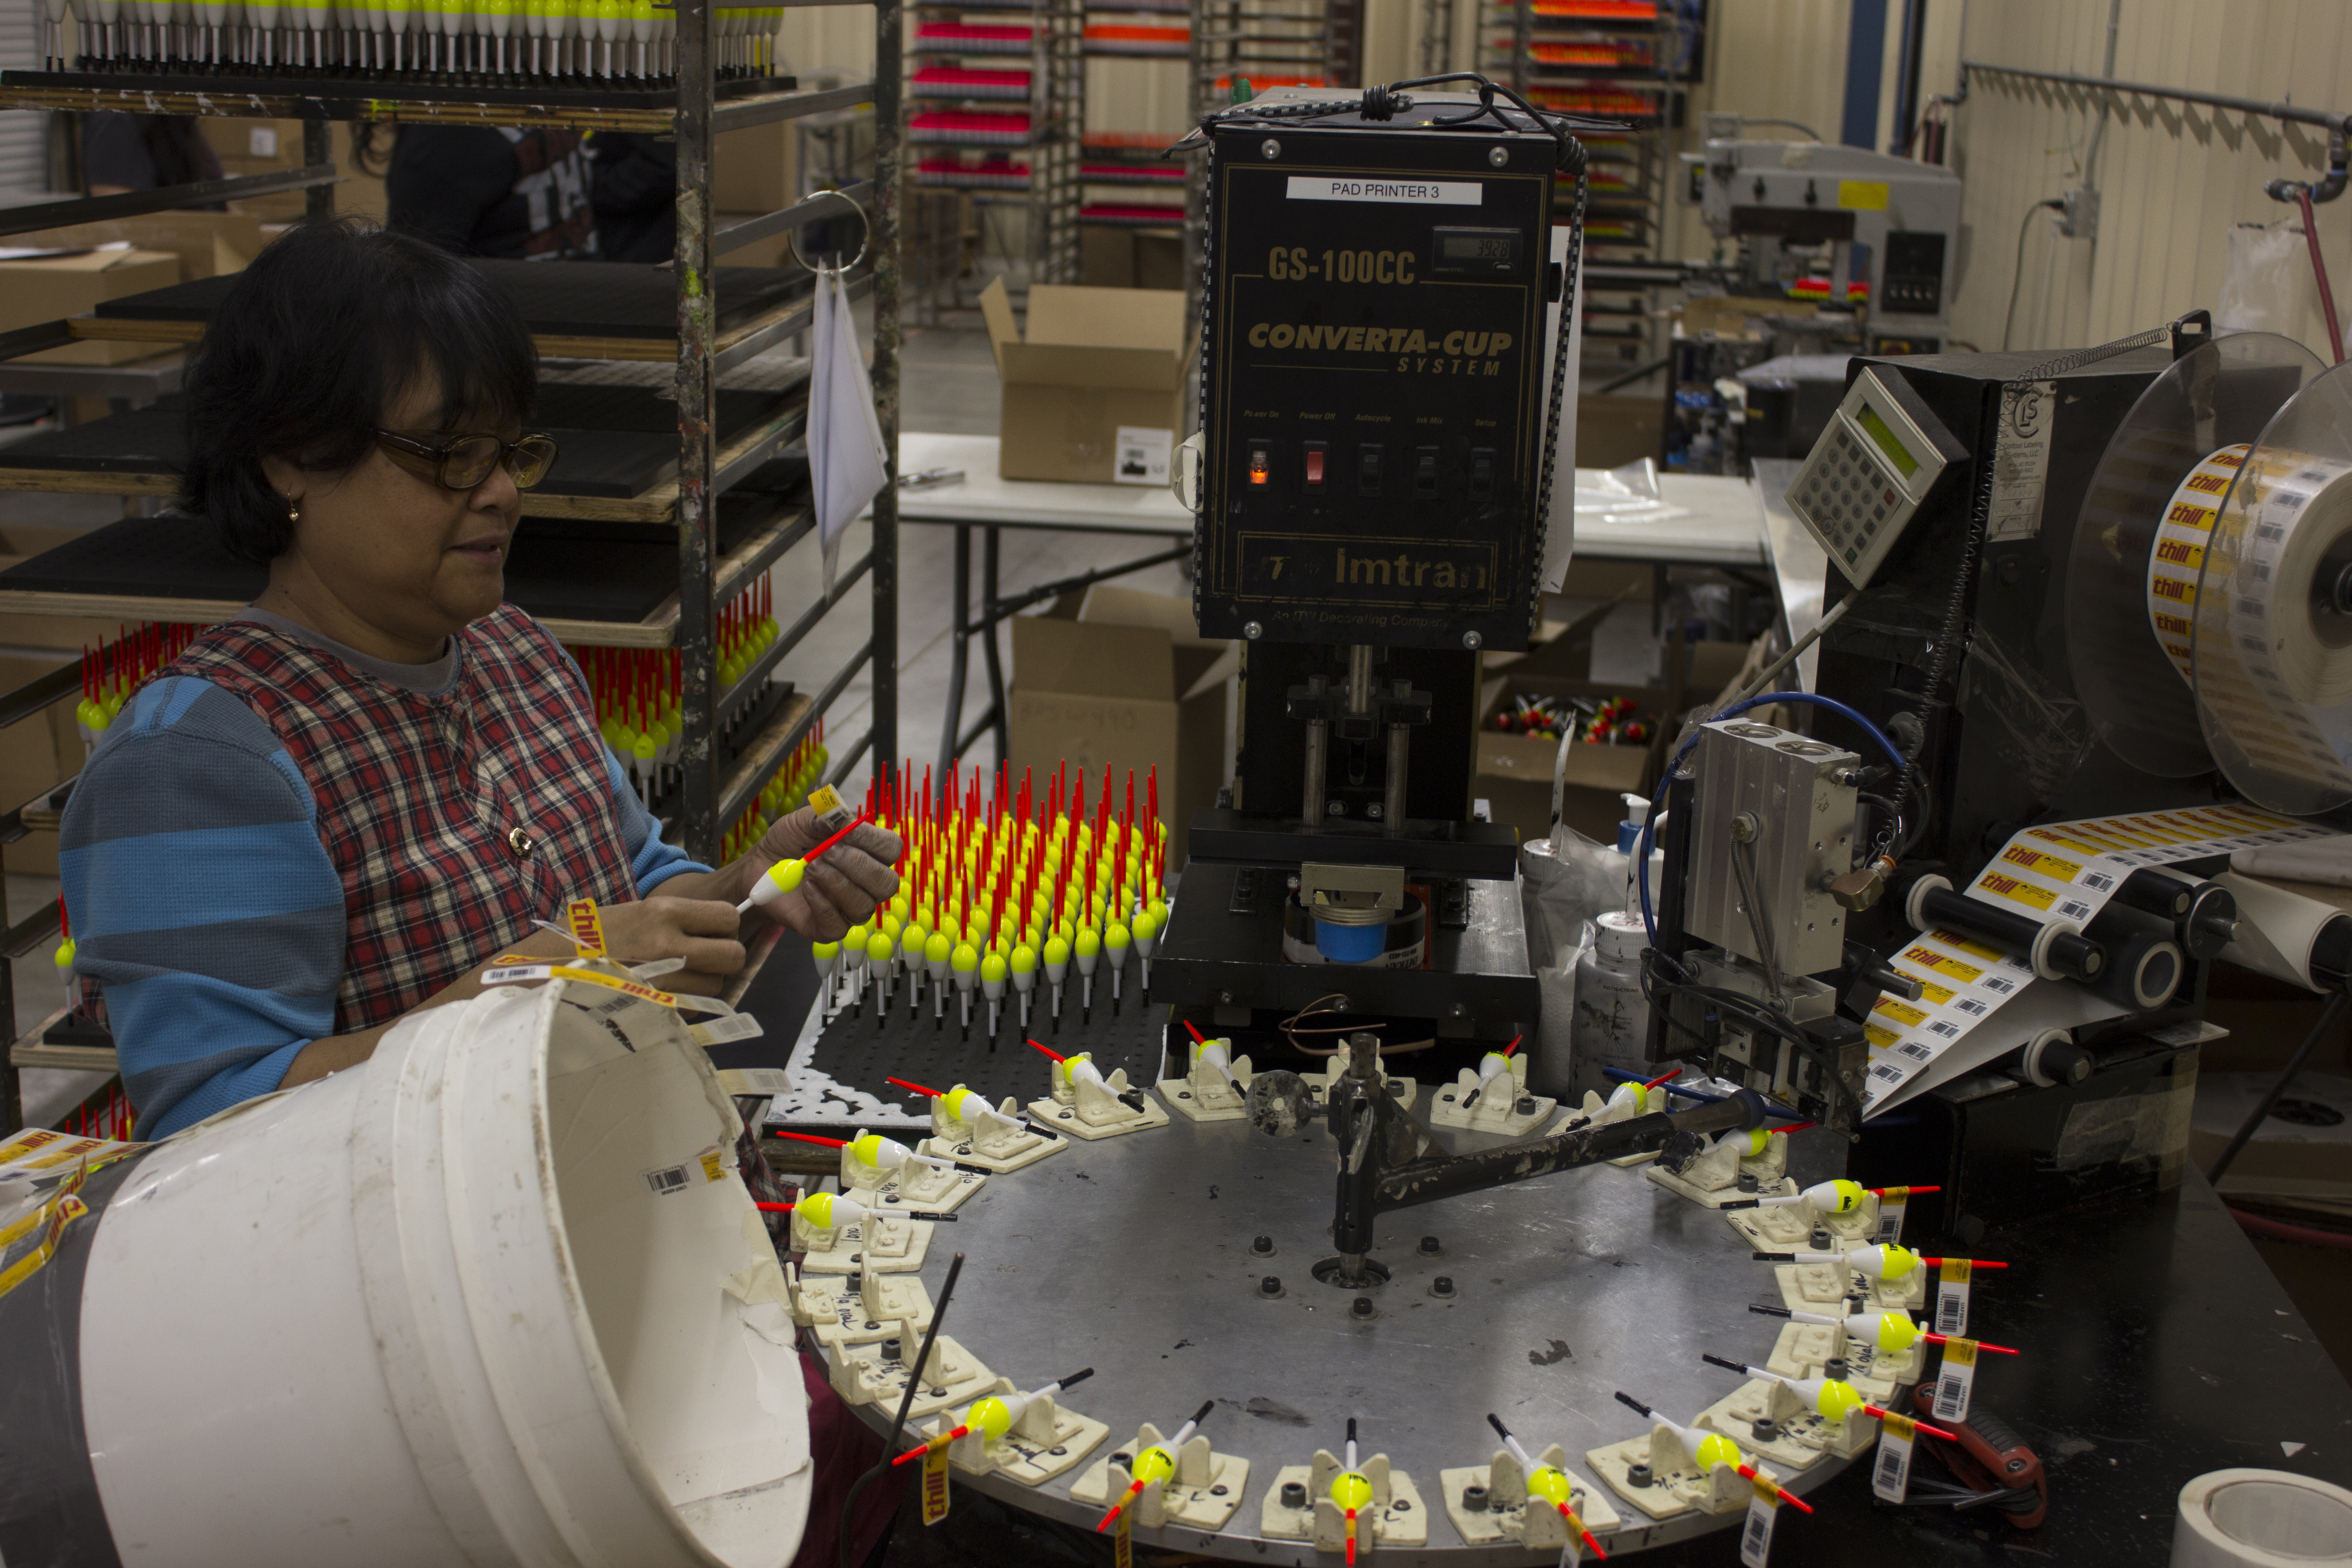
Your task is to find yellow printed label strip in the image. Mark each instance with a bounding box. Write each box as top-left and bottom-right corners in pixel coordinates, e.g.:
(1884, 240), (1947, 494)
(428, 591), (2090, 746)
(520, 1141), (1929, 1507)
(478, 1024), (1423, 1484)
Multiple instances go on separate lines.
(1974, 870), (2056, 911)
(0, 1162), (92, 1302)
(1902, 945), (1982, 983)
(1862, 807), (2342, 1116)
(566, 897), (608, 959)
(482, 963), (678, 1009)
(1996, 842), (2082, 881)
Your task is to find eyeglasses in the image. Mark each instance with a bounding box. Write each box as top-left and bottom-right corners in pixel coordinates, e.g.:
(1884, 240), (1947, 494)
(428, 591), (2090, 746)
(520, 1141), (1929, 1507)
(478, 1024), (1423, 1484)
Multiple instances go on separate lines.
(374, 429), (561, 491)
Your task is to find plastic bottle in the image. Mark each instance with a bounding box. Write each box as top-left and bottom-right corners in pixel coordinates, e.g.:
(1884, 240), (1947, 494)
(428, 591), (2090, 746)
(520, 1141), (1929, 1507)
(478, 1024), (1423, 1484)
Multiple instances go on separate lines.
(1568, 911), (1651, 1098)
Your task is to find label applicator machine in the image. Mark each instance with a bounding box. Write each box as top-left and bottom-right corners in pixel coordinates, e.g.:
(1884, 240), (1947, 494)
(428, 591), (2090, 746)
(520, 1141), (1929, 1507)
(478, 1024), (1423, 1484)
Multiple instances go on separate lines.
(1156, 78), (1593, 1059)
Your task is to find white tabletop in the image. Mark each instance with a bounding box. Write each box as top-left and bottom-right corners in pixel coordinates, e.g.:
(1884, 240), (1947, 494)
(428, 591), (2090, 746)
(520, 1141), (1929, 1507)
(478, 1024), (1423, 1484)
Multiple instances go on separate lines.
(891, 432), (1769, 567)
(895, 432), (1193, 534)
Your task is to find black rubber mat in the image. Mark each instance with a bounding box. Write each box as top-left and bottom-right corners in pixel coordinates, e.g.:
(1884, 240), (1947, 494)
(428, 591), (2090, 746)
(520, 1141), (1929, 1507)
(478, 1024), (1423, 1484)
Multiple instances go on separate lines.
(97, 258), (814, 340)
(0, 384), (800, 500)
(0, 492), (799, 627)
(746, 948), (1177, 1131)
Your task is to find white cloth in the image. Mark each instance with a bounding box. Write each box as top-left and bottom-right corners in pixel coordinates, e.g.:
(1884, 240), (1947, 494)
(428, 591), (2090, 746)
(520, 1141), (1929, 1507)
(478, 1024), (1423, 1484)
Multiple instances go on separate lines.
(807, 267), (888, 590)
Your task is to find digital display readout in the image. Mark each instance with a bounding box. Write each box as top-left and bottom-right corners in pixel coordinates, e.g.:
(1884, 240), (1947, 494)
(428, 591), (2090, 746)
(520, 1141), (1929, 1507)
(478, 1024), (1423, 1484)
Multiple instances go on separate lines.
(1430, 227), (1519, 273)
(1857, 402), (1920, 478)
(1442, 234), (1513, 261)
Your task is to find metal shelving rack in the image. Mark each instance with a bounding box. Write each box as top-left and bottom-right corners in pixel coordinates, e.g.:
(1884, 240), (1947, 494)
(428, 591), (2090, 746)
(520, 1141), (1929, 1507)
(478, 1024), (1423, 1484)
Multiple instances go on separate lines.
(1479, 0), (1700, 375)
(1077, 0), (1186, 247)
(0, 1), (904, 1137)
(908, 0), (1083, 294)
(1180, 0), (1360, 308)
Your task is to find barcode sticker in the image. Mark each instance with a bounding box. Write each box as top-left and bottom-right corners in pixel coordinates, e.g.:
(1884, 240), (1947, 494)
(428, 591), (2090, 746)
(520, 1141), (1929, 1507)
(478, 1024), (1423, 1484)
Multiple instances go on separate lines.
(807, 783), (855, 833)
(1898, 1041), (1935, 1062)
(2082, 871), (2115, 891)
(1740, 1490), (1778, 1567)
(1872, 1063), (1904, 1083)
(1932, 1337), (1978, 1421)
(643, 1164), (691, 1196)
(1954, 997), (1989, 1015)
(1936, 1258), (1972, 1337)
(1983, 975), (2018, 994)
(691, 1014), (767, 1046)
(1874, 1197), (1907, 1245)
(2056, 898), (2092, 920)
(1872, 1414), (1916, 1502)
(1927, 1019), (1961, 1038)
(720, 1066), (794, 1096)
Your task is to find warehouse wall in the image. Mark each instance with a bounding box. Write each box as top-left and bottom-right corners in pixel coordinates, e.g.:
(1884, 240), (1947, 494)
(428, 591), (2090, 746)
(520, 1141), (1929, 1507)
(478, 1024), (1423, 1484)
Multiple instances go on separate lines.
(1935, 0), (2352, 358)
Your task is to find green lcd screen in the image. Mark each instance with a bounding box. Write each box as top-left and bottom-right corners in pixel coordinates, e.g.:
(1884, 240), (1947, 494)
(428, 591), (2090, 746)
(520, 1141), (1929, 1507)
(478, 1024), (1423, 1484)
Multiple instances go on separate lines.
(1856, 403), (1919, 478)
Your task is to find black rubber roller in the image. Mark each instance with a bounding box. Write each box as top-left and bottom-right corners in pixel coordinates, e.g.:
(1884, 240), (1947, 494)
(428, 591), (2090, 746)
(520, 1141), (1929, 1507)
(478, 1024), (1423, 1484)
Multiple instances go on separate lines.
(2086, 902), (2187, 1010)
(2114, 866), (2239, 960)
(1905, 876), (2107, 983)
(2088, 927), (2185, 1011)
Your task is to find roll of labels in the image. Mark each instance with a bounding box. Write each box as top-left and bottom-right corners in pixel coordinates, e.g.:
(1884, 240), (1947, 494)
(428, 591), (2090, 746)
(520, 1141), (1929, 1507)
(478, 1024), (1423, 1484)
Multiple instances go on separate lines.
(1850, 347), (2352, 1114)
(1860, 806), (2334, 1114)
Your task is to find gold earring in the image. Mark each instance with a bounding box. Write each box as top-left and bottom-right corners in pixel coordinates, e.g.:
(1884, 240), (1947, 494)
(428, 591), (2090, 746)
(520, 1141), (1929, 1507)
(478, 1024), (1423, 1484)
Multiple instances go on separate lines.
(286, 495), (301, 523)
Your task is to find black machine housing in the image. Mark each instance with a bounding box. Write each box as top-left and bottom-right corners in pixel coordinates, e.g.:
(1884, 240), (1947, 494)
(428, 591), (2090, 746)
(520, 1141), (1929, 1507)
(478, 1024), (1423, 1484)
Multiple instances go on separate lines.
(1191, 93), (1560, 653)
(1813, 339), (2233, 926)
(1646, 329), (2256, 1217)
(1157, 86), (1585, 1052)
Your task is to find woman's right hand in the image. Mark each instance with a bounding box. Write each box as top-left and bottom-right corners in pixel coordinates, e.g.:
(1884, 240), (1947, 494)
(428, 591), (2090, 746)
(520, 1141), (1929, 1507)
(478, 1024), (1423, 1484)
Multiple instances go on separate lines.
(596, 895), (748, 995)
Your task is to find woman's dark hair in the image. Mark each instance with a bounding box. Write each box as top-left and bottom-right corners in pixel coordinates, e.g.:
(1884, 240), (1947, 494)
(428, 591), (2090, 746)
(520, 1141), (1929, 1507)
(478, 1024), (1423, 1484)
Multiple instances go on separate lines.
(182, 218), (538, 563)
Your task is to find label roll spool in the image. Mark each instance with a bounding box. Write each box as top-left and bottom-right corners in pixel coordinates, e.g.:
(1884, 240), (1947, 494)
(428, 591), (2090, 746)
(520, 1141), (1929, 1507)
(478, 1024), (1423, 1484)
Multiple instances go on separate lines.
(2171, 1469), (2352, 1568)
(2213, 872), (2352, 995)
(2178, 360), (2352, 816)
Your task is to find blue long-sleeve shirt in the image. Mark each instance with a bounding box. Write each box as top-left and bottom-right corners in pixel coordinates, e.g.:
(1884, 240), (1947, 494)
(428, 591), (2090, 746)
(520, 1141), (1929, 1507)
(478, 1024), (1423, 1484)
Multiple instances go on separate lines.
(61, 611), (706, 1138)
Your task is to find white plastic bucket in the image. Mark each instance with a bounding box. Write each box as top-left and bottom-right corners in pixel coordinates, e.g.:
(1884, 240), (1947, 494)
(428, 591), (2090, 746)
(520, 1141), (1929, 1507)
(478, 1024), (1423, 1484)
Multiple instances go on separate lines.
(74, 978), (812, 1568)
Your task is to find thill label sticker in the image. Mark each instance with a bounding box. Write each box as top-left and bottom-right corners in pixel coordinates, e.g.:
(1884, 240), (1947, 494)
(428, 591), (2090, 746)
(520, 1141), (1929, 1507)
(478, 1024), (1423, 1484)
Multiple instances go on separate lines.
(566, 897), (607, 958)
(921, 1438), (954, 1525)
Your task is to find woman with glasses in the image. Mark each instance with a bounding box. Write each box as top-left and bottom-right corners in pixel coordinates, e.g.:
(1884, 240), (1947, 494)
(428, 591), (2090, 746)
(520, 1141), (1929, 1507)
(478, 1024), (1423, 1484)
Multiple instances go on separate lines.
(59, 219), (902, 1140)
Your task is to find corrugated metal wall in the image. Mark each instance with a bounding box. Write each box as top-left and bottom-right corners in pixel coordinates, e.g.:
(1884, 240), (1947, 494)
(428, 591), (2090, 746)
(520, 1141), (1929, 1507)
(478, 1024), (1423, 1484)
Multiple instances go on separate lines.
(1933, 0), (2352, 357)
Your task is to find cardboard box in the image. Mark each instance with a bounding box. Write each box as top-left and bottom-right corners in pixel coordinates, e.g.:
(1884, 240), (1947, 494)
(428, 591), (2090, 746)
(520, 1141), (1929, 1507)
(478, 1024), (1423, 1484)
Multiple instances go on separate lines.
(1081, 228), (1185, 291)
(2191, 1071), (2352, 1211)
(197, 119), (390, 224)
(715, 122), (799, 217)
(1006, 583), (1235, 863)
(1574, 393), (1662, 470)
(0, 248), (180, 364)
(5, 212), (264, 282)
(1479, 583), (1646, 681)
(979, 277), (1189, 484)
(1555, 559), (1656, 604)
(1474, 672), (1676, 845)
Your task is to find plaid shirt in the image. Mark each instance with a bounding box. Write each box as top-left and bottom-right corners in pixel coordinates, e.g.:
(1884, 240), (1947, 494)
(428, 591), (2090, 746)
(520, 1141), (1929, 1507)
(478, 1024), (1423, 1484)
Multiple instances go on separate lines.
(166, 603), (640, 1032)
